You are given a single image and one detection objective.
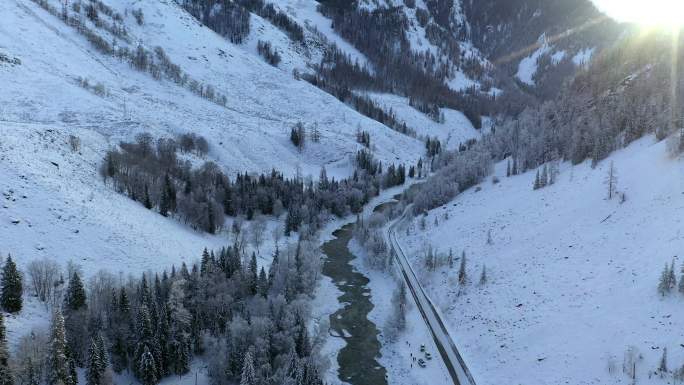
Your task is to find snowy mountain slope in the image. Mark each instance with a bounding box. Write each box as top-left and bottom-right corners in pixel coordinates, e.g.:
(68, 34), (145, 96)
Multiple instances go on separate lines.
(399, 136), (684, 384)
(0, 124), (228, 281)
(271, 0), (371, 68)
(363, 92), (481, 150)
(0, 124), (229, 346)
(0, 0), (424, 179)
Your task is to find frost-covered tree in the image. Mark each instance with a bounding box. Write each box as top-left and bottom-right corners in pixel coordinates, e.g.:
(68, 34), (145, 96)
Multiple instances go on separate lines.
(678, 263), (684, 295)
(0, 313), (13, 385)
(86, 339), (103, 385)
(658, 263), (672, 296)
(1, 255), (22, 313)
(257, 267), (268, 298)
(458, 251), (467, 285)
(49, 311), (75, 385)
(669, 260), (677, 291)
(386, 282), (408, 341)
(138, 347), (157, 385)
(658, 347), (668, 376)
(605, 161), (618, 200)
(425, 246), (435, 271)
(249, 216), (267, 255)
(540, 164), (548, 188)
(479, 265), (487, 286)
(533, 170), (541, 190)
(239, 350), (257, 385)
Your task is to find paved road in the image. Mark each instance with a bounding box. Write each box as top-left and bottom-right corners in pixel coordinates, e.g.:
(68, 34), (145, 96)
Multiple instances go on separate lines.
(387, 208), (477, 385)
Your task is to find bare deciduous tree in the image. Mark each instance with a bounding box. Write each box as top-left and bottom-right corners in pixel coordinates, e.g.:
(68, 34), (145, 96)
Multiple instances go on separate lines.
(26, 258), (61, 305)
(249, 216), (267, 255)
(605, 161), (618, 200)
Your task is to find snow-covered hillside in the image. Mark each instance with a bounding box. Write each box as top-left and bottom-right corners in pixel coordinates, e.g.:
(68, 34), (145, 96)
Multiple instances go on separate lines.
(399, 136), (684, 384)
(0, 124), (229, 346)
(364, 92), (481, 150)
(0, 0), (424, 179)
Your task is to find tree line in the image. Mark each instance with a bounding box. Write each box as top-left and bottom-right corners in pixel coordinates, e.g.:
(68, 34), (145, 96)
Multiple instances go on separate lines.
(100, 132), (409, 235)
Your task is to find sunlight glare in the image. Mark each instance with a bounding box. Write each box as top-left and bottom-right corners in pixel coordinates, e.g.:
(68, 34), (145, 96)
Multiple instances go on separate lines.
(593, 0), (684, 28)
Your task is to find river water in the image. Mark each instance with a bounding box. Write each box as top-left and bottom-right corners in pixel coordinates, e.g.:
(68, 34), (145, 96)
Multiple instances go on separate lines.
(321, 222), (388, 385)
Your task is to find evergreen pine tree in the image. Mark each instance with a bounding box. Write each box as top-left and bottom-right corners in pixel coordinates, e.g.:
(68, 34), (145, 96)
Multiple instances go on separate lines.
(658, 263), (671, 296)
(159, 186), (170, 217)
(159, 174), (175, 217)
(138, 347), (157, 385)
(0, 313), (13, 385)
(144, 184), (152, 209)
(20, 357), (39, 385)
(540, 164), (548, 188)
(137, 305), (153, 341)
(511, 158), (518, 175)
(249, 253), (258, 295)
(678, 263), (684, 294)
(49, 311), (75, 385)
(95, 334), (108, 376)
(239, 350), (257, 385)
(285, 349), (298, 379)
(295, 315), (311, 358)
(116, 287), (128, 314)
(111, 335), (128, 374)
(1, 255), (22, 313)
(268, 247), (279, 287)
(65, 272), (87, 311)
(207, 202), (216, 234)
(533, 170), (541, 190)
(257, 267), (268, 297)
(86, 339), (102, 385)
(479, 265), (487, 286)
(67, 357), (77, 385)
(200, 248), (211, 276)
(659, 347), (668, 375)
(506, 160), (511, 177)
(458, 251), (467, 285)
(425, 246), (434, 271)
(668, 260), (677, 290)
(170, 335), (189, 376)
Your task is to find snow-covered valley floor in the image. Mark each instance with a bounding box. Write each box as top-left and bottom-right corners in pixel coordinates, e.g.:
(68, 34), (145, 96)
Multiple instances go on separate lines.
(400, 135), (684, 384)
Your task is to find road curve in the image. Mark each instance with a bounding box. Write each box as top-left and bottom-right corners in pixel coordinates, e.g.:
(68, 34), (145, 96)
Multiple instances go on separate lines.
(387, 208), (477, 385)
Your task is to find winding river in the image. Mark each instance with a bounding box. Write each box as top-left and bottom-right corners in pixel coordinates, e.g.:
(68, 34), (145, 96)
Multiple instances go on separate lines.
(321, 222), (388, 385)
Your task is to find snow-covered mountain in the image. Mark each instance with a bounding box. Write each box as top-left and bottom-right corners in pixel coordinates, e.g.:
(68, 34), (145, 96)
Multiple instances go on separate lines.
(398, 135), (684, 385)
(2, 0), (674, 384)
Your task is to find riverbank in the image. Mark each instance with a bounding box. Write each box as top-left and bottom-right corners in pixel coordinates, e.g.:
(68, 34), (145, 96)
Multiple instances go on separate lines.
(311, 184), (418, 385)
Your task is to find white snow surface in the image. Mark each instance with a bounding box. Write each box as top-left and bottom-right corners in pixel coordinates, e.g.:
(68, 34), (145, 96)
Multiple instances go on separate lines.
(400, 136), (684, 384)
(364, 93), (481, 150)
(0, 125), (229, 278)
(0, 0), (423, 179)
(516, 38), (551, 86)
(273, 0), (370, 68)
